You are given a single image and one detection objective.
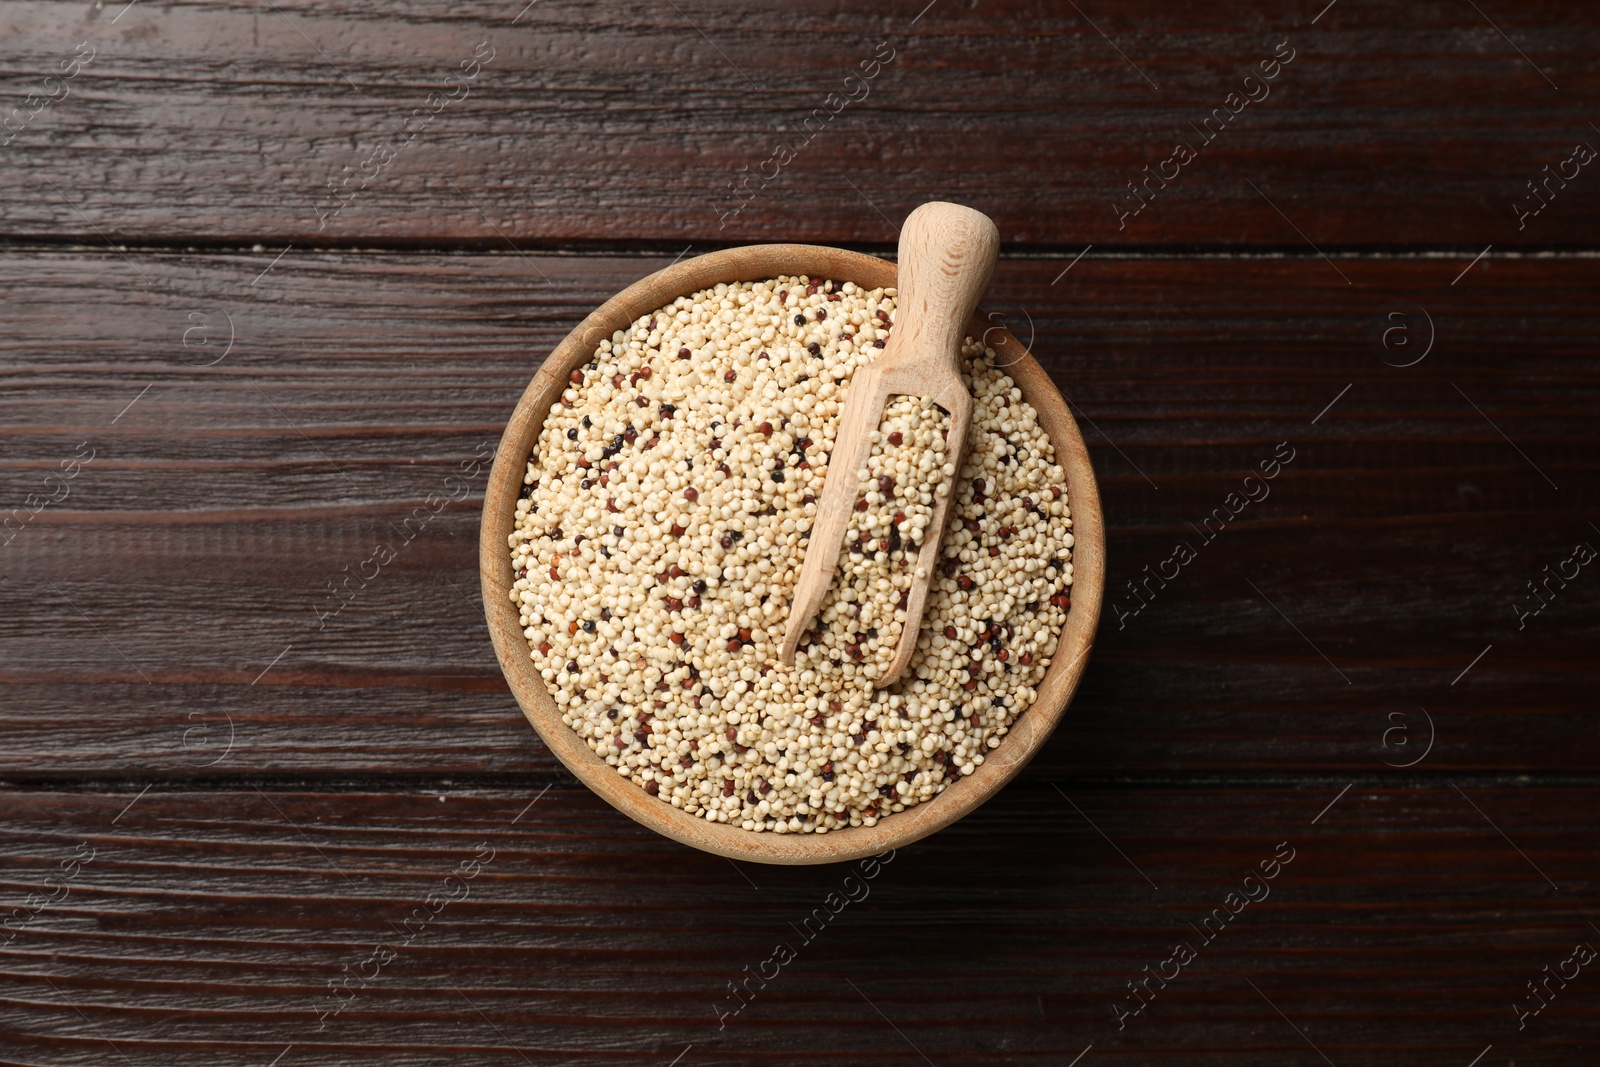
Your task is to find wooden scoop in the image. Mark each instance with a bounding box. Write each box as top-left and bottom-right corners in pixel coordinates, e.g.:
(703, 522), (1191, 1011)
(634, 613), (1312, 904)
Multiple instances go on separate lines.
(780, 201), (1000, 686)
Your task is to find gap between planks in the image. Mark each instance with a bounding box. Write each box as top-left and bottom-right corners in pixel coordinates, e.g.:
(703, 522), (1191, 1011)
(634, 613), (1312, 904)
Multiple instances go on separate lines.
(6, 771), (1600, 795)
(2, 238), (1600, 260)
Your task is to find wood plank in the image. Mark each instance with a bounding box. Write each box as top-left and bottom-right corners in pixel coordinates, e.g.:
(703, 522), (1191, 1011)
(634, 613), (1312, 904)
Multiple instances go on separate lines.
(2, 1), (1598, 246)
(2, 251), (1597, 777)
(0, 785), (1595, 1064)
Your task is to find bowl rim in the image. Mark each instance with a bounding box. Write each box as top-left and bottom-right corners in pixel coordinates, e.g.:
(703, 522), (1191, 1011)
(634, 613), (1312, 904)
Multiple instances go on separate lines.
(479, 243), (1103, 865)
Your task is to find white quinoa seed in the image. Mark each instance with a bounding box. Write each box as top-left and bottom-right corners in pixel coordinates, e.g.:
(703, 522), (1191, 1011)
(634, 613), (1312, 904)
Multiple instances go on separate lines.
(508, 276), (1074, 835)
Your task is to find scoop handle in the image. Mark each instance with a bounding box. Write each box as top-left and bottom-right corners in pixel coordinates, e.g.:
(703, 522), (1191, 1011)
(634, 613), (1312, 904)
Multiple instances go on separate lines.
(887, 202), (1000, 373)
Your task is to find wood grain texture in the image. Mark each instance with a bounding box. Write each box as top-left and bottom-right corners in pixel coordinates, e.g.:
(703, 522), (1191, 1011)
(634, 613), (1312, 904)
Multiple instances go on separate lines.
(1, 1), (1598, 247)
(3, 0), (1597, 1059)
(0, 785), (1595, 1064)
(2, 251), (1596, 779)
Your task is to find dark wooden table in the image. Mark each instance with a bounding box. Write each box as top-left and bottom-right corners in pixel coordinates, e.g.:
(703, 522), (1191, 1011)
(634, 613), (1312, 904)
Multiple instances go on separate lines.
(3, 1), (1597, 1063)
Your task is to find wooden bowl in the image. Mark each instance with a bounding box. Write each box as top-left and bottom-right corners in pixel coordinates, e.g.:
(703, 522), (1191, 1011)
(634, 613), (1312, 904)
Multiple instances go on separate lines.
(479, 244), (1104, 865)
